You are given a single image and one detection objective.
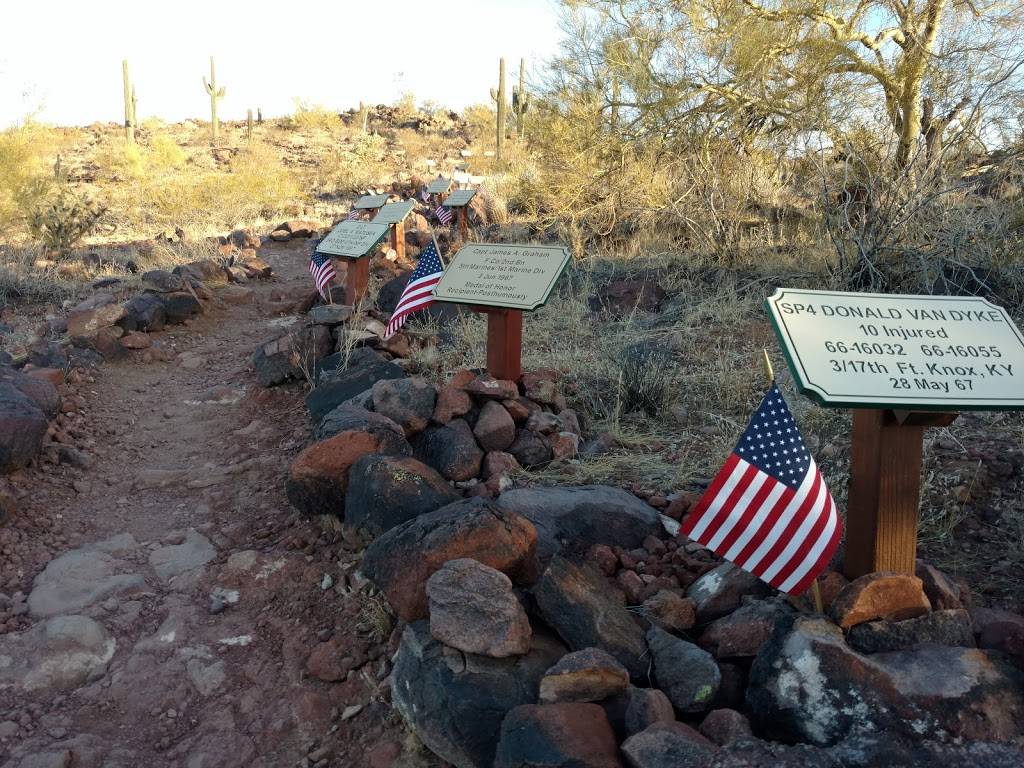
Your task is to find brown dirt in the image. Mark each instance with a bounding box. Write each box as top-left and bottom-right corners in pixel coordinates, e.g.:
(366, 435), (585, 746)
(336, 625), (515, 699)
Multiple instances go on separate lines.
(0, 239), (420, 768)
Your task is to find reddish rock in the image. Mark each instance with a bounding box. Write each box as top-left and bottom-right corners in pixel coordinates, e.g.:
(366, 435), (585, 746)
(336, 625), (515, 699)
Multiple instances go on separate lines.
(558, 408), (582, 436)
(699, 708), (753, 746)
(830, 572), (931, 629)
(240, 256), (273, 278)
(483, 451), (521, 479)
(494, 703), (624, 768)
(269, 228), (291, 242)
(87, 327), (129, 361)
(916, 561), (964, 611)
(521, 370), (561, 406)
(549, 432), (580, 460)
(502, 398), (536, 423)
(67, 302), (126, 338)
(433, 385), (472, 424)
(24, 368), (64, 385)
(306, 639), (359, 682)
(119, 331), (151, 350)
(539, 648), (630, 704)
(664, 493), (698, 521)
(617, 570), (646, 605)
(971, 607), (1024, 665)
(449, 368), (477, 388)
(815, 570), (849, 610)
(588, 544), (619, 577)
(366, 742), (401, 768)
(620, 722), (717, 767)
(362, 497), (538, 621)
(464, 375), (518, 401)
(525, 411), (561, 434)
(699, 600), (791, 658)
(474, 401), (516, 452)
(426, 558), (532, 658)
(281, 219), (319, 237)
(643, 590), (696, 633)
(286, 429), (410, 518)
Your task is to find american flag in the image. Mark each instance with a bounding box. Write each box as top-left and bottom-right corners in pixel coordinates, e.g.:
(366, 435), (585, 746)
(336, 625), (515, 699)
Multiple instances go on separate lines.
(419, 188), (430, 203)
(435, 204), (453, 225)
(384, 239), (444, 339)
(681, 383), (841, 596)
(309, 248), (337, 300)
(346, 209), (360, 220)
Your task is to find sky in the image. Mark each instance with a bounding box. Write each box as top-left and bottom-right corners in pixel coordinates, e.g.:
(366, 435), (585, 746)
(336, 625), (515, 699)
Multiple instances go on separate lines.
(0, 0), (565, 128)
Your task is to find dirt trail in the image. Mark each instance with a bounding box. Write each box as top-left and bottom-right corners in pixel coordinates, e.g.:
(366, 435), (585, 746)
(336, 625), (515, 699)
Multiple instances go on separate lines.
(1, 241), (408, 768)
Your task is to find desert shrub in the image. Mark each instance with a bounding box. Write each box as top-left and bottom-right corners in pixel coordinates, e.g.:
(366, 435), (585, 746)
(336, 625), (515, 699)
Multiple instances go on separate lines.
(314, 133), (387, 194)
(291, 100), (342, 132)
(393, 92), (418, 123)
(0, 120), (59, 238)
(463, 103), (496, 145)
(28, 186), (106, 254)
(148, 134), (187, 172)
(94, 138), (148, 181)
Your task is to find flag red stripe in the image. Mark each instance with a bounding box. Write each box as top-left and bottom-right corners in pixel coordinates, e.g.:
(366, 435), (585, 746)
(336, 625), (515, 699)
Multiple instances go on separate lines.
(714, 475), (778, 555)
(730, 483), (795, 567)
(682, 454), (741, 537)
(745, 471), (823, 578)
(788, 515), (842, 595)
(699, 464), (761, 546)
(766, 484), (832, 587)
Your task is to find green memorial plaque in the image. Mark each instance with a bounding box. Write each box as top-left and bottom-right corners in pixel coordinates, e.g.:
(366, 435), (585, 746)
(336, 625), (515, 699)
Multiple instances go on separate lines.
(372, 200), (416, 226)
(354, 194), (389, 210)
(433, 243), (571, 311)
(766, 288), (1024, 411)
(444, 189), (477, 208)
(427, 178), (454, 194)
(316, 221), (390, 259)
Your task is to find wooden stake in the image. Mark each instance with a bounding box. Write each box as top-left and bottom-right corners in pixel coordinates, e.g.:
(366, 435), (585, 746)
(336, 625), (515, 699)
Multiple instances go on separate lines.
(343, 257), (369, 306)
(811, 580), (824, 613)
(477, 307), (523, 381)
(391, 221), (406, 262)
(459, 206), (469, 241)
(844, 408), (958, 579)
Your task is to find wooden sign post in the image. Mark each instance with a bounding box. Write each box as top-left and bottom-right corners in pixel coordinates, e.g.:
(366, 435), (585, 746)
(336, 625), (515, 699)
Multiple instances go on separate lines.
(372, 200), (416, 263)
(767, 288), (1024, 579)
(427, 177), (454, 208)
(433, 243), (571, 381)
(353, 193), (389, 219)
(442, 189), (478, 241)
(315, 220), (390, 305)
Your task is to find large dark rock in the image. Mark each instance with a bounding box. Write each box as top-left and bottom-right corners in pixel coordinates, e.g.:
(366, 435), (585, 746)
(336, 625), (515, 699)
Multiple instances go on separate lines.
(647, 626), (721, 714)
(392, 620), (566, 768)
(0, 367), (60, 419)
(251, 325), (333, 387)
(747, 615), (1024, 746)
(497, 486), (663, 566)
(539, 648), (630, 704)
(158, 291), (203, 324)
(27, 342), (67, 370)
(699, 599), (793, 659)
(0, 383), (48, 473)
(345, 454), (460, 538)
(494, 703), (624, 768)
(414, 419), (484, 482)
(846, 608), (975, 654)
(687, 563), (771, 623)
(121, 293), (167, 332)
(361, 497), (538, 621)
(285, 429), (411, 518)
(534, 556), (648, 681)
(313, 403), (404, 444)
(372, 377), (436, 436)
(507, 428), (552, 468)
(602, 686), (676, 741)
(305, 348), (406, 424)
(141, 269), (185, 293)
(173, 260), (229, 285)
(620, 722), (717, 768)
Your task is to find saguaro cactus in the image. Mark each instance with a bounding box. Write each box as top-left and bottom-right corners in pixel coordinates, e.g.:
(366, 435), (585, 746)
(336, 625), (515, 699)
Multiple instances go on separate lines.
(122, 60), (136, 143)
(246, 109), (254, 143)
(512, 58), (530, 139)
(489, 57), (507, 163)
(203, 56), (226, 142)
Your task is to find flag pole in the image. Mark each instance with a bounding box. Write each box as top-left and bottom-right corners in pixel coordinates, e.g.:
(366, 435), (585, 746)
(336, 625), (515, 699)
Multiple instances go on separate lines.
(762, 348), (824, 615)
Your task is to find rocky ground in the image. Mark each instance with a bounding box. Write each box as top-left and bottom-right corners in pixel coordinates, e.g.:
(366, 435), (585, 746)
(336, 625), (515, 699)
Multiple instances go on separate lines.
(0, 239), (417, 768)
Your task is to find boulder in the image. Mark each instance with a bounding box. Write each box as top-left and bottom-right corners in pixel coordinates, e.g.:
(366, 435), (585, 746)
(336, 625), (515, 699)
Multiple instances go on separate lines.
(483, 451), (521, 479)
(121, 294), (167, 332)
(372, 377), (436, 436)
(313, 403), (407, 445)
(496, 486), (663, 566)
(539, 648), (630, 704)
(27, 547), (144, 618)
(392, 620), (565, 768)
(473, 401), (516, 452)
(251, 325), (333, 387)
(285, 429), (411, 518)
(646, 626), (721, 714)
(534, 556), (648, 681)
(433, 385), (473, 424)
(281, 219), (318, 237)
(26, 341), (67, 369)
(306, 304), (354, 327)
(829, 572), (931, 629)
(846, 608), (975, 654)
(602, 686), (676, 741)
(158, 291), (203, 324)
(620, 722), (717, 768)
(141, 269), (185, 293)
(494, 703), (624, 768)
(414, 419), (484, 482)
(0, 383), (48, 473)
(643, 591), (696, 634)
(463, 375), (519, 401)
(686, 563), (771, 622)
(426, 558), (532, 658)
(971, 607), (1024, 665)
(66, 302), (126, 339)
(747, 615), (1024, 746)
(361, 497), (538, 621)
(0, 615), (116, 694)
(0, 367), (60, 419)
(699, 599), (793, 659)
(915, 561), (965, 610)
(345, 454), (459, 538)
(507, 428), (552, 468)
(698, 709), (753, 746)
(305, 348), (407, 424)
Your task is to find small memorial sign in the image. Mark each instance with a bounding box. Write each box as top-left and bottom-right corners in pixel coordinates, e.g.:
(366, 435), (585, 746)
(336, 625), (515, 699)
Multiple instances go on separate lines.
(427, 178), (454, 194)
(372, 200), (416, 226)
(766, 288), (1024, 410)
(316, 220), (390, 259)
(354, 193), (389, 210)
(443, 189), (477, 208)
(433, 243), (571, 311)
